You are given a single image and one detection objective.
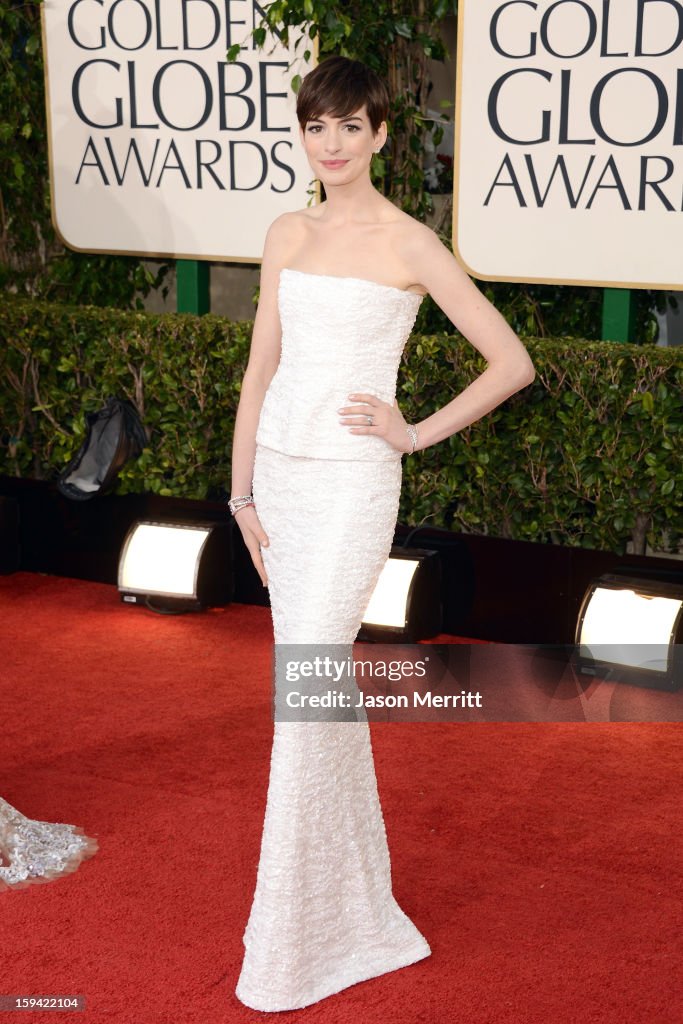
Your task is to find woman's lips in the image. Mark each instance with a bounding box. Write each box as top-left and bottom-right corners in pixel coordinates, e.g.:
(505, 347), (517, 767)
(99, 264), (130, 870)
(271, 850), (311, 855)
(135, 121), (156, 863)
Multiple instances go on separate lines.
(320, 160), (349, 168)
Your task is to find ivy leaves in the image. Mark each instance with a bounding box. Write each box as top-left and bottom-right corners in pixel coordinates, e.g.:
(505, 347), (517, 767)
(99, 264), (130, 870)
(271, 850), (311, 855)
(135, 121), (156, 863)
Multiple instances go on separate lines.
(397, 332), (682, 555)
(228, 0), (454, 221)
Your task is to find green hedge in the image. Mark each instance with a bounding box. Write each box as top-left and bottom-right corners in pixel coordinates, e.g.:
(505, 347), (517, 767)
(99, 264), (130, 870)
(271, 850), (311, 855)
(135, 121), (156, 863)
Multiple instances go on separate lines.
(1, 298), (681, 556)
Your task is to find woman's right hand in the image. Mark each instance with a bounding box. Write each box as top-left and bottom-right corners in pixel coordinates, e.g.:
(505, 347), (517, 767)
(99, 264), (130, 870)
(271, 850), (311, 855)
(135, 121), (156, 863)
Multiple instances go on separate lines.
(233, 505), (270, 587)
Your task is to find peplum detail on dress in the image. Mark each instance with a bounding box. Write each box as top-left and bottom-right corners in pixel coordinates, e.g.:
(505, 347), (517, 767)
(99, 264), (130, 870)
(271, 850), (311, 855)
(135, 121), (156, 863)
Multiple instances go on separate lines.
(255, 269), (423, 461)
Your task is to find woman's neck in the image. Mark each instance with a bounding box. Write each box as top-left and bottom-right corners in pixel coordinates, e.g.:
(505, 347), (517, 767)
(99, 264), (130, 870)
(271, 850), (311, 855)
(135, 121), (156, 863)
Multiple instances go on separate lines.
(318, 174), (386, 224)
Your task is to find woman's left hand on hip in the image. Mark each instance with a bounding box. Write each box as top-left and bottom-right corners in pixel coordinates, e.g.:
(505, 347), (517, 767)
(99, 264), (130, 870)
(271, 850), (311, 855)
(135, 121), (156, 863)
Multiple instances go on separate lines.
(338, 393), (412, 453)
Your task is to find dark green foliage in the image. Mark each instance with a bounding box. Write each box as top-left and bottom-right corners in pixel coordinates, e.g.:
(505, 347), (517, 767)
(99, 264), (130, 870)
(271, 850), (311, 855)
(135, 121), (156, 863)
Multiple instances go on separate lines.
(1, 298), (680, 555)
(415, 279), (669, 343)
(399, 331), (682, 555)
(0, 299), (251, 499)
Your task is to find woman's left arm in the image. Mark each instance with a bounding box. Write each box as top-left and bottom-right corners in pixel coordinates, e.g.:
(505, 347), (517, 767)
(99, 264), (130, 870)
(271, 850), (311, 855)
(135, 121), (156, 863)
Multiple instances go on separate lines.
(341, 224), (536, 453)
(405, 225), (536, 451)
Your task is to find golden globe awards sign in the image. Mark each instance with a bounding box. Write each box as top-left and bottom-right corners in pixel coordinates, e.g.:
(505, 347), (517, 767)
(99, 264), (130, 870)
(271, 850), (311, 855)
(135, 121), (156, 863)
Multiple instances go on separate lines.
(454, 0), (683, 289)
(41, 0), (314, 261)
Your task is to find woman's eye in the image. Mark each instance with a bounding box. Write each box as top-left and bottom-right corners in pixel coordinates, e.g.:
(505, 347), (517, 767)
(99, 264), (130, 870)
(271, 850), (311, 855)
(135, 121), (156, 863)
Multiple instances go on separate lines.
(344, 125), (360, 132)
(306, 125), (322, 133)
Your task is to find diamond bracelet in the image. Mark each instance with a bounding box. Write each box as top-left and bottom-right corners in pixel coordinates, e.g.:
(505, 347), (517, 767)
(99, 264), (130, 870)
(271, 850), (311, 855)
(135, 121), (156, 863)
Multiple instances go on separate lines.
(405, 424), (419, 454)
(227, 494), (254, 516)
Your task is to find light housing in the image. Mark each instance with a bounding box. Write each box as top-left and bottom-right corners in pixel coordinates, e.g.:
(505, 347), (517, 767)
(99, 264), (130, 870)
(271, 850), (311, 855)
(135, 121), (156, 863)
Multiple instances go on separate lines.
(575, 570), (683, 691)
(117, 519), (232, 612)
(357, 546), (442, 642)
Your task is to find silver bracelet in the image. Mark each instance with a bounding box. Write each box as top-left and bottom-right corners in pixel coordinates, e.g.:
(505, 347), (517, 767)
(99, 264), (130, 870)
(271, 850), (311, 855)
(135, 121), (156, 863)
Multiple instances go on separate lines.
(405, 424), (419, 454)
(228, 494), (254, 516)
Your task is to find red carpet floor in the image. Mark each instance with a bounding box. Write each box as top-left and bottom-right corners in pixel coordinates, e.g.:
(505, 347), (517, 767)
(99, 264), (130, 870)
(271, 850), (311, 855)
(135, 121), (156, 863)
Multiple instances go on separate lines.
(1, 572), (681, 1023)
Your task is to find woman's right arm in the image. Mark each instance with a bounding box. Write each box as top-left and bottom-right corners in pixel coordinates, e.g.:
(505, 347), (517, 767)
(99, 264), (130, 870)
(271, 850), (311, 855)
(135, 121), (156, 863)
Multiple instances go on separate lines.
(229, 215), (294, 586)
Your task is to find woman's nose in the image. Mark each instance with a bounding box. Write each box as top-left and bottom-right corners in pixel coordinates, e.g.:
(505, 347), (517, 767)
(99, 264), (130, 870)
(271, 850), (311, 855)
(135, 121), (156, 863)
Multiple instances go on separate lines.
(324, 131), (342, 153)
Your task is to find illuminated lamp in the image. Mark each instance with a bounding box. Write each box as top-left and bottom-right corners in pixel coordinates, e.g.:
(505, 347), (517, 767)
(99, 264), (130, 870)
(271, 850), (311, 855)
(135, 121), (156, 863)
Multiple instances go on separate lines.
(117, 519), (232, 613)
(575, 571), (683, 691)
(358, 546), (442, 642)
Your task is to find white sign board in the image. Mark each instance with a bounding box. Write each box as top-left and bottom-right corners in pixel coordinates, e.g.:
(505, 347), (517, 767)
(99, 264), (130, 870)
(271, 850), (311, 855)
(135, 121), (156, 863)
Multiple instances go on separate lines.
(454, 0), (683, 289)
(42, 0), (314, 262)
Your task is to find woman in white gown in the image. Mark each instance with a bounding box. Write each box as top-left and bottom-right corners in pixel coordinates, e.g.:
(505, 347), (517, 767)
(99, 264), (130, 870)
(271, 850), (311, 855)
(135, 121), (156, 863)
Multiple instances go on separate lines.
(230, 57), (536, 1011)
(0, 796), (97, 891)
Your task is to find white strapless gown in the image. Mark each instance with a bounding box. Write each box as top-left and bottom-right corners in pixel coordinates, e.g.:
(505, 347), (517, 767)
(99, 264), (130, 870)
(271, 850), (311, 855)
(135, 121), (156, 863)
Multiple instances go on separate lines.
(235, 270), (431, 1012)
(0, 796), (98, 891)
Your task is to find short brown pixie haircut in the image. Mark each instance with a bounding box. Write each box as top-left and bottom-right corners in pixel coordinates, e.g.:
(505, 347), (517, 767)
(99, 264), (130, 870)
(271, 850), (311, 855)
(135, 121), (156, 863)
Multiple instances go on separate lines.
(296, 56), (390, 133)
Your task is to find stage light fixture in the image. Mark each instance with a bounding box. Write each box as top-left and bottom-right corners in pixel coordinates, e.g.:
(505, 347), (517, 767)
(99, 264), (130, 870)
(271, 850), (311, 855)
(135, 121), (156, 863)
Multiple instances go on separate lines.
(358, 546), (442, 642)
(575, 571), (683, 691)
(117, 519), (232, 612)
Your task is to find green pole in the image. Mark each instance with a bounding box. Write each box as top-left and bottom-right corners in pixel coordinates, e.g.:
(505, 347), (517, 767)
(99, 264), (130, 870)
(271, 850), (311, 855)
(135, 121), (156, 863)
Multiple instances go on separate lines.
(602, 288), (635, 343)
(176, 259), (210, 314)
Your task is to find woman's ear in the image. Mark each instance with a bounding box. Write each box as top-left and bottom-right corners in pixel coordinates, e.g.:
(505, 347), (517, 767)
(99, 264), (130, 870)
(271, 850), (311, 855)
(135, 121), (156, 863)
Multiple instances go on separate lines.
(376, 121), (388, 151)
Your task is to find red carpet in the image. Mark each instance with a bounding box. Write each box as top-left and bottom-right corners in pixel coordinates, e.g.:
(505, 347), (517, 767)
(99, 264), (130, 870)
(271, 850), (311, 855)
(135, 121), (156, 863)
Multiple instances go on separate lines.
(1, 571), (681, 1023)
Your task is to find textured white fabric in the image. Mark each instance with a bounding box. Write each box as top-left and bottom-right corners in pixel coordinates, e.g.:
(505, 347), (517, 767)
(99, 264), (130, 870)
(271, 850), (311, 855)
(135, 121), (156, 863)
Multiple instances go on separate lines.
(235, 273), (430, 1012)
(0, 796), (98, 890)
(255, 269), (423, 461)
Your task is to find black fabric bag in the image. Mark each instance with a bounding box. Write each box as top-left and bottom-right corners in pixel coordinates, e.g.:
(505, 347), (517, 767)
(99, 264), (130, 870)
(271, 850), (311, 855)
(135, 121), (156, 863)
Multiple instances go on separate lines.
(57, 396), (149, 501)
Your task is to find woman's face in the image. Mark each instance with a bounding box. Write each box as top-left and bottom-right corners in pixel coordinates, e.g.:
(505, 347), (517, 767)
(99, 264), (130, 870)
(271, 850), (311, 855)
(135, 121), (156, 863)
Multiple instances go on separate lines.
(300, 105), (386, 187)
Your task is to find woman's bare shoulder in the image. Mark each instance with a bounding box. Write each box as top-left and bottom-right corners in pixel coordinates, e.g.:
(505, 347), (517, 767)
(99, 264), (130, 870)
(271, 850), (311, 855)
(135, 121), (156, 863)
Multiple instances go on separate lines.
(267, 205), (323, 233)
(264, 207), (320, 258)
(379, 207), (443, 281)
(387, 206), (438, 248)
